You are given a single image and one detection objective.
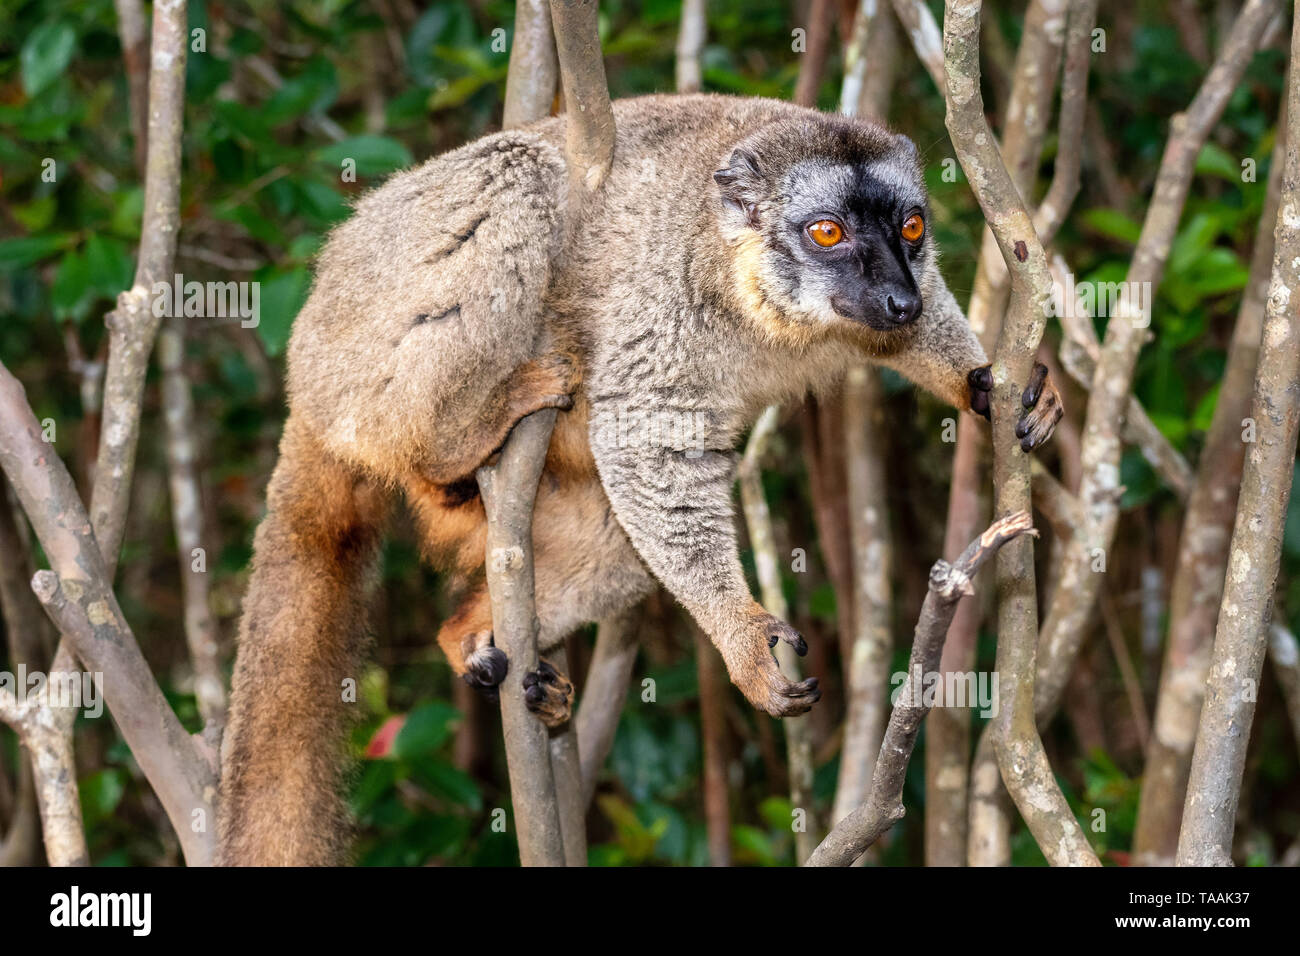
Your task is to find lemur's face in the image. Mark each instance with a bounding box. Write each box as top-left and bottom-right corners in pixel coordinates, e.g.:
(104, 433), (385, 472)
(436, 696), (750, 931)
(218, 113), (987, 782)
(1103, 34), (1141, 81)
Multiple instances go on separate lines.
(714, 126), (932, 334)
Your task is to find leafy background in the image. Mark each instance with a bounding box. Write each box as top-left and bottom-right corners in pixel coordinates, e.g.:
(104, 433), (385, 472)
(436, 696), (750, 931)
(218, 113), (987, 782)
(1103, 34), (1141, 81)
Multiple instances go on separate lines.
(0, 0), (1296, 865)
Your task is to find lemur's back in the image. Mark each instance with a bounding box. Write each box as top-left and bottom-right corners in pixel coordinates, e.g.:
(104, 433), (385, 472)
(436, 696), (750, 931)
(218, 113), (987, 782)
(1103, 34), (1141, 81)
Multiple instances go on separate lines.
(283, 95), (807, 487)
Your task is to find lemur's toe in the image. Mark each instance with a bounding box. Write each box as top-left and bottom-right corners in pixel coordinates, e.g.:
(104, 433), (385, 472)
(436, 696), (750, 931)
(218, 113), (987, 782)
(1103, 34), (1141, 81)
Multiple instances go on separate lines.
(968, 365), (994, 421)
(523, 658), (574, 728)
(463, 637), (508, 700)
(1016, 363), (1064, 451)
(766, 676), (822, 717)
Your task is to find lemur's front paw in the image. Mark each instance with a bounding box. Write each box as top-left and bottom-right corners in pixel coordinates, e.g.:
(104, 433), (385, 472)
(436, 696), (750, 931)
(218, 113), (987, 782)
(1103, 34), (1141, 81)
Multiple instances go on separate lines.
(735, 615), (820, 718)
(968, 362), (1063, 451)
(1016, 362), (1063, 451)
(463, 634), (509, 701)
(523, 658), (574, 729)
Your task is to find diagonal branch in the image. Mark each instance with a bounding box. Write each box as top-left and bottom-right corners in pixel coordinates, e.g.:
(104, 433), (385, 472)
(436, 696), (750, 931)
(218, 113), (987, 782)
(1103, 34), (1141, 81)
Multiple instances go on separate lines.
(806, 512), (1037, 866)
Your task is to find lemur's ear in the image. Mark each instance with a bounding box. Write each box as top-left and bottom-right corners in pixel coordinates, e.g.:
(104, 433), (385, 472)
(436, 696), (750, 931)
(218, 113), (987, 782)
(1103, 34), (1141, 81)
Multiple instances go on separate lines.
(713, 147), (764, 227)
(894, 134), (920, 164)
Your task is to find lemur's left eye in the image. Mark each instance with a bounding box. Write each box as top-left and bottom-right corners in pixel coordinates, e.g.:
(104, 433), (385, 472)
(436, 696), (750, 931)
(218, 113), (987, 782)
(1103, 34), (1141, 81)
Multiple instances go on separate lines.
(901, 213), (925, 242)
(808, 219), (844, 247)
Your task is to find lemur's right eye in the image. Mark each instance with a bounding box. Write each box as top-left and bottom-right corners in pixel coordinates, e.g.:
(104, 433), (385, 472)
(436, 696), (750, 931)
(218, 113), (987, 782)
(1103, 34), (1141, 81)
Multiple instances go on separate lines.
(808, 220), (844, 247)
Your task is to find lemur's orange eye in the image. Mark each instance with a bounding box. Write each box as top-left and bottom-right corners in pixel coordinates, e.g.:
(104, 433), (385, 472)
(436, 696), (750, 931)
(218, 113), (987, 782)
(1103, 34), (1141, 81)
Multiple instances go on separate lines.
(901, 213), (925, 242)
(808, 219), (844, 247)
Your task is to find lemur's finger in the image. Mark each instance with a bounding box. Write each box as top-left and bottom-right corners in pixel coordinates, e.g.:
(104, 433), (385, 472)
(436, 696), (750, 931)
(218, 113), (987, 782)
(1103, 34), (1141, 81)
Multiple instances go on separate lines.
(1022, 363), (1049, 408)
(971, 387), (991, 420)
(766, 619), (808, 656)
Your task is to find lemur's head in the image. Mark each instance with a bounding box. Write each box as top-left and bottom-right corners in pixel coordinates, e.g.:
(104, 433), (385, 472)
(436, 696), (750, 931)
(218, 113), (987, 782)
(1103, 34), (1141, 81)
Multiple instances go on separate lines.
(713, 114), (933, 339)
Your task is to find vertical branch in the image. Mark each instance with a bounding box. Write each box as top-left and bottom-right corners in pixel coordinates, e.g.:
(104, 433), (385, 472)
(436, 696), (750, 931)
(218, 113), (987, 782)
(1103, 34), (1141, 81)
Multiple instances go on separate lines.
(943, 0), (1098, 867)
(504, 0), (559, 128)
(0, 489), (68, 866)
(575, 609), (640, 807)
(498, 4), (590, 864)
(793, 0), (834, 107)
(738, 406), (816, 862)
(549, 0), (616, 194)
(833, 368), (894, 836)
(889, 0), (947, 98)
(1134, 115), (1286, 865)
(477, 408), (566, 867)
(90, 0), (189, 575)
(159, 326), (226, 730)
(1176, 14), (1300, 862)
(543, 645), (586, 866)
(0, 646), (87, 866)
(1033, 0), (1278, 727)
(676, 0), (707, 94)
(695, 629), (732, 866)
(112, 0), (150, 176)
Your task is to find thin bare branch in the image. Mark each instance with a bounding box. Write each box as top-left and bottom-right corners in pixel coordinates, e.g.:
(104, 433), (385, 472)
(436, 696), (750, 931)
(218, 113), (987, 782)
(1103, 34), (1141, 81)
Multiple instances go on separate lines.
(739, 405), (816, 861)
(1177, 12), (1300, 862)
(1134, 111), (1286, 865)
(806, 512), (1037, 866)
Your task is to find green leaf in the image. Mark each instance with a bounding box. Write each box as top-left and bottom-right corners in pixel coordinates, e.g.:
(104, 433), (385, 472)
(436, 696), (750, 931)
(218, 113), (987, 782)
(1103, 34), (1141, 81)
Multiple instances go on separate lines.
(410, 758), (482, 811)
(53, 250), (94, 321)
(1195, 142), (1243, 182)
(1191, 382), (1220, 432)
(254, 267), (312, 356)
(84, 235), (134, 300)
(79, 768), (126, 827)
(1080, 208), (1142, 245)
(1168, 213), (1220, 277)
(0, 234), (72, 271)
(21, 21), (77, 97)
(315, 135), (413, 178)
(391, 700), (461, 758)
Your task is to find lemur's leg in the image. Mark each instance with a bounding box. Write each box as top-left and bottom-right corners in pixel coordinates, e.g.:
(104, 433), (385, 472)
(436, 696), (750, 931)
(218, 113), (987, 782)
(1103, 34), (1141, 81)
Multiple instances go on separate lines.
(418, 464), (654, 727)
(219, 414), (389, 865)
(587, 404), (819, 718)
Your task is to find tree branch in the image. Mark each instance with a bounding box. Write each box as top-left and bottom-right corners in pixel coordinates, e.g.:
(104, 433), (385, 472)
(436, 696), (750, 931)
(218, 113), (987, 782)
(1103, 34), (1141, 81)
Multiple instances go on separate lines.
(0, 364), (217, 865)
(943, 0), (1099, 867)
(1177, 10), (1300, 862)
(806, 512), (1037, 866)
(549, 0), (616, 194)
(738, 405), (816, 861)
(476, 408), (567, 867)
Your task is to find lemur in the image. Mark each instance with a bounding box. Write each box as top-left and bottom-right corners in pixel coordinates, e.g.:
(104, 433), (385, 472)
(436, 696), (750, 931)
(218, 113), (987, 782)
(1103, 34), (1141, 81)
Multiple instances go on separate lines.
(218, 93), (1063, 864)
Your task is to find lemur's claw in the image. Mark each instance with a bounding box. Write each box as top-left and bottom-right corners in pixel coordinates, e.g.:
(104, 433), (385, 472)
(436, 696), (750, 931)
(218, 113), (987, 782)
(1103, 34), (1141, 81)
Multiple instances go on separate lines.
(1017, 362), (1063, 452)
(463, 637), (508, 700)
(522, 658), (574, 728)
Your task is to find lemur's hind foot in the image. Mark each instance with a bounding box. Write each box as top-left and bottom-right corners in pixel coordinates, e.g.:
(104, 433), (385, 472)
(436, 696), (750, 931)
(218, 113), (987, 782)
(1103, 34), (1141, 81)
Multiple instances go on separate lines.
(462, 633), (509, 700)
(523, 659), (574, 728)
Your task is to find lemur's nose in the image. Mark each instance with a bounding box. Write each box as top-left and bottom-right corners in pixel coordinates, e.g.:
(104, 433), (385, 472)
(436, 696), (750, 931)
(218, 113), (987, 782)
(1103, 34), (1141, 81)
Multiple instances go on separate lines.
(887, 292), (922, 325)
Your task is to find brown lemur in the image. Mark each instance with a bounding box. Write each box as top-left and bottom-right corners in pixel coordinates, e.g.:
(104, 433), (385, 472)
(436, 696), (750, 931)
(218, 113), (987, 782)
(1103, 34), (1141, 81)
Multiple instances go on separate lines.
(218, 93), (1063, 864)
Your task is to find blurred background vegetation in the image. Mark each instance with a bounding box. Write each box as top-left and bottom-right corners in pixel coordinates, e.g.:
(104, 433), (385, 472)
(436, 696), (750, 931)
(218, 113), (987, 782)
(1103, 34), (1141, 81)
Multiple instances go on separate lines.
(0, 0), (1296, 865)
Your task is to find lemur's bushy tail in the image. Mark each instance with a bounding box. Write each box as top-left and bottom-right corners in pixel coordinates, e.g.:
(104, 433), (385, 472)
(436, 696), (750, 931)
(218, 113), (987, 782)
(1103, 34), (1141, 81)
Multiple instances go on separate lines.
(218, 414), (388, 865)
